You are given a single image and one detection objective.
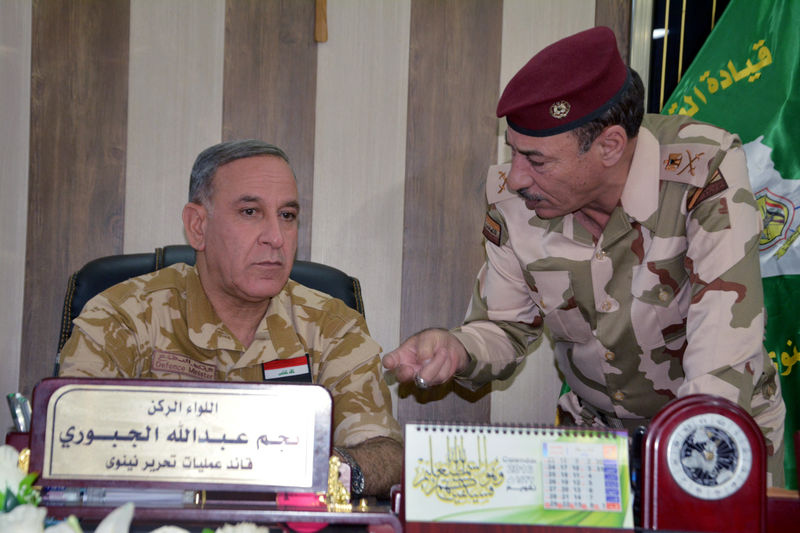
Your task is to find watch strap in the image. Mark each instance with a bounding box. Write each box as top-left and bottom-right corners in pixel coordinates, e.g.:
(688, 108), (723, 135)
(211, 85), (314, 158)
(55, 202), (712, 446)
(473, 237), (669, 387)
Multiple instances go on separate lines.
(334, 446), (365, 497)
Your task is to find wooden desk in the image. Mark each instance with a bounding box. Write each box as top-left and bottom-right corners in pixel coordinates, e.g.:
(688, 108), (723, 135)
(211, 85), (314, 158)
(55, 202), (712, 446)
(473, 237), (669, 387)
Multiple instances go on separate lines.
(7, 432), (800, 532)
(402, 489), (800, 533)
(766, 487), (800, 533)
(46, 502), (401, 532)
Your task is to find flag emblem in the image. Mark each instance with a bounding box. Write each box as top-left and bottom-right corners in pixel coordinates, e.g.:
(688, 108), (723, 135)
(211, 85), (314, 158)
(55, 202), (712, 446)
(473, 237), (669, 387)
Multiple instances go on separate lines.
(757, 189), (796, 253)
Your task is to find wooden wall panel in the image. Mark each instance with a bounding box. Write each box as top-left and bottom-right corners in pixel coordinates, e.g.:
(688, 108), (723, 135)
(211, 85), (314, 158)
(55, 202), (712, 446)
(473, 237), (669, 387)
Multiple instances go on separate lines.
(596, 0), (633, 62)
(311, 0), (411, 358)
(0, 0), (32, 433)
(21, 0), (130, 396)
(398, 0), (503, 424)
(124, 0), (225, 254)
(223, 0), (318, 260)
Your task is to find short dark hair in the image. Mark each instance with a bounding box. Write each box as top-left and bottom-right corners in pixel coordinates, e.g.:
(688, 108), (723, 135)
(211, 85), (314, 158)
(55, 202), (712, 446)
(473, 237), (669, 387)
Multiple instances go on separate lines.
(188, 139), (292, 206)
(571, 68), (645, 153)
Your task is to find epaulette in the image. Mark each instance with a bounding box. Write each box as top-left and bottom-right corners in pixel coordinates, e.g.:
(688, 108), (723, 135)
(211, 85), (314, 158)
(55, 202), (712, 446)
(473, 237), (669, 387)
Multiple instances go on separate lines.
(483, 164), (514, 247)
(485, 163), (515, 203)
(658, 141), (728, 211)
(659, 142), (719, 188)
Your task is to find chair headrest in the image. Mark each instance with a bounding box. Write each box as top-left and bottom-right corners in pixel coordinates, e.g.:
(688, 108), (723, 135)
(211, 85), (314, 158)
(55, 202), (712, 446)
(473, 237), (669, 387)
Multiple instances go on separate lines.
(57, 245), (365, 360)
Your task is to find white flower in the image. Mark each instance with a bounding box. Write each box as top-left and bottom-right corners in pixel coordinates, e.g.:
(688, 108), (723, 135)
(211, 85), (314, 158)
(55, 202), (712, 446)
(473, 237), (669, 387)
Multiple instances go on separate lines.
(149, 527), (190, 533)
(44, 521), (79, 533)
(215, 523), (272, 533)
(0, 445), (25, 495)
(94, 502), (134, 533)
(45, 516), (82, 533)
(0, 503), (46, 533)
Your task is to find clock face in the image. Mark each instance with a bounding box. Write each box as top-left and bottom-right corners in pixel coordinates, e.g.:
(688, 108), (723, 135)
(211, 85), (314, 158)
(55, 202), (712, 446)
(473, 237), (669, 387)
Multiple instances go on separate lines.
(666, 413), (752, 500)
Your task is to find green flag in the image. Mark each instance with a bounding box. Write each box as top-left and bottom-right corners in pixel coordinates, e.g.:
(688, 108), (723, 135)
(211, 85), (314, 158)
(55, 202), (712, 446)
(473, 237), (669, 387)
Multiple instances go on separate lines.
(663, 0), (800, 488)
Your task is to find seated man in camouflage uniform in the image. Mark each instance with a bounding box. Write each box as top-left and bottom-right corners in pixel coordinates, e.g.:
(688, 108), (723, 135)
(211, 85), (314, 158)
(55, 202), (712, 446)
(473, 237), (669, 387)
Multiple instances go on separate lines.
(383, 27), (786, 486)
(59, 139), (402, 497)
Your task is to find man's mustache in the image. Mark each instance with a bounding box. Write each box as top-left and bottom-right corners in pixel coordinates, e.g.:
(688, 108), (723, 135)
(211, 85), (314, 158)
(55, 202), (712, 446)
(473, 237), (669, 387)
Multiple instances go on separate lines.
(517, 188), (542, 202)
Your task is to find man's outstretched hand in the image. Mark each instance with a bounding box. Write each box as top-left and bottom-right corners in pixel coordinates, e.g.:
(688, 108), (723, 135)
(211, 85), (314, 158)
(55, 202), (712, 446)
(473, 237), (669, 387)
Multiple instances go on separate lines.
(382, 328), (468, 388)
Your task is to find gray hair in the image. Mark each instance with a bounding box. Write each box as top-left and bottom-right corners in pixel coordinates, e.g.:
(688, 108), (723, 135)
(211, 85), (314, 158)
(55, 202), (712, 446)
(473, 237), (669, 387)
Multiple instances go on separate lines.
(188, 139), (293, 206)
(571, 68), (645, 154)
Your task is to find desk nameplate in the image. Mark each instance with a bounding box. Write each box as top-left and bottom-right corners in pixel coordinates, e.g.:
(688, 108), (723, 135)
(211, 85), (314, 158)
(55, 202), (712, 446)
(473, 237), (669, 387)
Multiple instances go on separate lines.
(30, 378), (332, 493)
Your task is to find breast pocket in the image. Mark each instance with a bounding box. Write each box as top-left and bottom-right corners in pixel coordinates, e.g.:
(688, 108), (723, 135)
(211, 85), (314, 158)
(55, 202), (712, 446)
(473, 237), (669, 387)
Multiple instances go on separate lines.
(528, 270), (593, 343)
(631, 255), (690, 349)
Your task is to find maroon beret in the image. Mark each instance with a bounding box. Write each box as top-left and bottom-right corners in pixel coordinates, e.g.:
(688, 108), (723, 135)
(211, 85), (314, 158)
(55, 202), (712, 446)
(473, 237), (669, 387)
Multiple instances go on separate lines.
(497, 26), (630, 137)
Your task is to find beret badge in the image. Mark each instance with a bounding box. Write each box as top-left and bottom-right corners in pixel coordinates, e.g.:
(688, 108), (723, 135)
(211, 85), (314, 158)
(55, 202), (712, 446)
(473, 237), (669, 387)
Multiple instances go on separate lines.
(549, 100), (571, 119)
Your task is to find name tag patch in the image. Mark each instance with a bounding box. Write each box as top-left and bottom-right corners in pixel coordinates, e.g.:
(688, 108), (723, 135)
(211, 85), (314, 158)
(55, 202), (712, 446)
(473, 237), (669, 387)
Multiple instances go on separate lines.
(151, 350), (216, 380)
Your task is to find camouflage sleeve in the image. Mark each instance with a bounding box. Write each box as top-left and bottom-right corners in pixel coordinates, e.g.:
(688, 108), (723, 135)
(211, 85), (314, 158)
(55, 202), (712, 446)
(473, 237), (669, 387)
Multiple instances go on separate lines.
(311, 305), (402, 448)
(452, 206), (544, 390)
(679, 139), (784, 452)
(58, 292), (143, 377)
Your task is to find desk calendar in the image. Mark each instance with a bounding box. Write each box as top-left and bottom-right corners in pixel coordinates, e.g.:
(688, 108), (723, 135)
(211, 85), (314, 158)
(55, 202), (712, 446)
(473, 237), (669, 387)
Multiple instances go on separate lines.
(404, 423), (633, 528)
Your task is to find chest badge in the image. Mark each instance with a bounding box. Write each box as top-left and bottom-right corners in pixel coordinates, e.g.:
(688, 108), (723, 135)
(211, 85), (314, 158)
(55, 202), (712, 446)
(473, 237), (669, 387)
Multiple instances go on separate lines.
(262, 354), (312, 383)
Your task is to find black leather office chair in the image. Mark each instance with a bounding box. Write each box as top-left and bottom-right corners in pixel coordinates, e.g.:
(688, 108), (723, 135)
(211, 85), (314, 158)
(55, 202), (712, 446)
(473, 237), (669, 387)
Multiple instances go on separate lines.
(56, 245), (365, 374)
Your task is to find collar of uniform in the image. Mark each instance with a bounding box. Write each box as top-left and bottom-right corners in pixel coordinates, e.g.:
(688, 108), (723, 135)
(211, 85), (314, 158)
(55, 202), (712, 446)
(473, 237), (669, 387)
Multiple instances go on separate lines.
(619, 125), (659, 230)
(598, 206), (633, 249)
(185, 265), (243, 351)
(231, 280), (307, 370)
(541, 214), (596, 246)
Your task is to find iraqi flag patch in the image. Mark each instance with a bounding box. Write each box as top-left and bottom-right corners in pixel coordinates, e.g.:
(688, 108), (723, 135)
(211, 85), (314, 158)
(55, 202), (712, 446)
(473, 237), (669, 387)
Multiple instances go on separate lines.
(262, 354), (312, 383)
(483, 213), (502, 246)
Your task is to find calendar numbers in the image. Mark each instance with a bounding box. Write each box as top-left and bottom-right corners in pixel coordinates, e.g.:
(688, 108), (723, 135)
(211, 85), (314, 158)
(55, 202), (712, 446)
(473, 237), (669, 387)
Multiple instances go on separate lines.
(542, 442), (621, 512)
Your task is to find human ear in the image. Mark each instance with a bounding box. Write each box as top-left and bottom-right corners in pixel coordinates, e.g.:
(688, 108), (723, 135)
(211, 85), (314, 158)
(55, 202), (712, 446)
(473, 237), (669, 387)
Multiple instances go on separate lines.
(182, 202), (207, 251)
(596, 125), (628, 167)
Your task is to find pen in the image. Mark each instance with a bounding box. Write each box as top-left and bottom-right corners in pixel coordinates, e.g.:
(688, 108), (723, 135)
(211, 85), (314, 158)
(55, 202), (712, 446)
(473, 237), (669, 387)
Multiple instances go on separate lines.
(41, 486), (199, 507)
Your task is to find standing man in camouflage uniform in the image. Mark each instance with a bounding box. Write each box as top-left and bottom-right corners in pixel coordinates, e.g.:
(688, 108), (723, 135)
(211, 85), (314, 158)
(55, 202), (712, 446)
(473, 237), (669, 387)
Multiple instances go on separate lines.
(60, 140), (402, 497)
(383, 27), (786, 485)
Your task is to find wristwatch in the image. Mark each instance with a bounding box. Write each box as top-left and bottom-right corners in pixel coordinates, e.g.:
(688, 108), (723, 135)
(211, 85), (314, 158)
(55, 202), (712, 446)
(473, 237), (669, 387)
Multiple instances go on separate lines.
(334, 446), (365, 497)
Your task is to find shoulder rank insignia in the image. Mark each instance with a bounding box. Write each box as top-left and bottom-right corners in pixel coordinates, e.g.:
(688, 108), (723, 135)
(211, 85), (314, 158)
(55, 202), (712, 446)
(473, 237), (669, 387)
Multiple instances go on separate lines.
(486, 163), (515, 203)
(686, 169), (728, 211)
(483, 212), (502, 246)
(660, 143), (718, 188)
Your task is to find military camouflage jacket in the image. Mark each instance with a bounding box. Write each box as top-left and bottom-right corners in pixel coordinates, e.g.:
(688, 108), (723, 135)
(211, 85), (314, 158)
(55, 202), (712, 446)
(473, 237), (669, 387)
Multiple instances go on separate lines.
(59, 263), (402, 448)
(452, 114), (784, 454)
